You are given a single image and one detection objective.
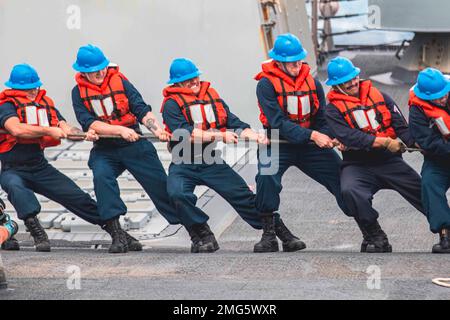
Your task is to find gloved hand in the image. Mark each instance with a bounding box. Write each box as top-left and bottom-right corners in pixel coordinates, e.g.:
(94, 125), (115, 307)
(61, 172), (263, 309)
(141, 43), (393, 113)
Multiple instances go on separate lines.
(2, 215), (18, 238)
(383, 138), (406, 154)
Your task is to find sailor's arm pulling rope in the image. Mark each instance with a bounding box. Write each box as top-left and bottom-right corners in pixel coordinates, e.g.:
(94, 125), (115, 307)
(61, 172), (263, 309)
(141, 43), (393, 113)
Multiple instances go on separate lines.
(0, 129), (425, 152)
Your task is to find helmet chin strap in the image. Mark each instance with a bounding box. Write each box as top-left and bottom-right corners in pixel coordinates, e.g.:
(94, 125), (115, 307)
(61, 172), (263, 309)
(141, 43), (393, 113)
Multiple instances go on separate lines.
(336, 84), (350, 96)
(280, 62), (290, 76)
(279, 62), (300, 78)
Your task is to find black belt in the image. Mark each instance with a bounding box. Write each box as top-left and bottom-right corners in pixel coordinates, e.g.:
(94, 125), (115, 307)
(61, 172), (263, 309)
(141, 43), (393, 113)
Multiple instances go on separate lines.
(2, 158), (46, 170)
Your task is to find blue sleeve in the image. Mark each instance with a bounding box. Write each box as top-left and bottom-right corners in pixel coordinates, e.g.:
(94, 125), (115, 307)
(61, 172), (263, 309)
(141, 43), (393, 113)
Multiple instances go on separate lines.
(162, 99), (194, 134)
(122, 79), (152, 123)
(312, 79), (331, 136)
(223, 101), (250, 130)
(382, 92), (414, 147)
(0, 102), (19, 128)
(325, 103), (376, 150)
(256, 77), (312, 144)
(409, 105), (450, 157)
(71, 86), (97, 132)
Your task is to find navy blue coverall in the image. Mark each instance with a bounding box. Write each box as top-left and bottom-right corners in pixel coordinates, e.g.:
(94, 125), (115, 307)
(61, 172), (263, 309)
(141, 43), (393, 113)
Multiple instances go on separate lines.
(162, 98), (263, 229)
(409, 104), (450, 233)
(0, 102), (102, 225)
(255, 77), (348, 219)
(72, 78), (180, 224)
(325, 92), (425, 226)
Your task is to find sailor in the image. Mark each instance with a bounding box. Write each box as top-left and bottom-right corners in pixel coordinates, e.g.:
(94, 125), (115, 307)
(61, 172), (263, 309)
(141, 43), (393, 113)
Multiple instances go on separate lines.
(161, 58), (267, 252)
(408, 68), (450, 253)
(71, 44), (182, 253)
(254, 33), (349, 253)
(325, 56), (425, 253)
(0, 63), (106, 252)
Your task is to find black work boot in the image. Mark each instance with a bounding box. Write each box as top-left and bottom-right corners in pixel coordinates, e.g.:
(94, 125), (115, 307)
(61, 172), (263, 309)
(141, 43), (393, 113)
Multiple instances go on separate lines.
(102, 218), (129, 254)
(185, 225), (203, 253)
(275, 218), (306, 252)
(123, 231), (143, 251)
(254, 215), (279, 253)
(1, 236), (20, 251)
(192, 223), (219, 253)
(365, 221), (392, 253)
(24, 216), (51, 252)
(198, 223), (219, 253)
(432, 228), (450, 253)
(355, 219), (371, 253)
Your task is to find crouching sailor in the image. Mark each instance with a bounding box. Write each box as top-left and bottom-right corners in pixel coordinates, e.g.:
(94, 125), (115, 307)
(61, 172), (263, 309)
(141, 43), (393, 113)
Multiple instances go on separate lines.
(254, 34), (349, 253)
(161, 58), (267, 253)
(325, 57), (425, 253)
(0, 64), (104, 252)
(409, 68), (450, 253)
(71, 44), (182, 253)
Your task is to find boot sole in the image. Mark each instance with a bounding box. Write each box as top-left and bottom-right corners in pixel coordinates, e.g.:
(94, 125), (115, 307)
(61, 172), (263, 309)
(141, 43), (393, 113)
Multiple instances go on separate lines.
(365, 244), (392, 253)
(254, 246), (279, 253)
(254, 241), (279, 253)
(108, 249), (128, 254)
(432, 247), (450, 253)
(35, 247), (51, 252)
(108, 245), (129, 254)
(1, 243), (20, 251)
(282, 242), (306, 252)
(198, 241), (219, 253)
(128, 244), (143, 251)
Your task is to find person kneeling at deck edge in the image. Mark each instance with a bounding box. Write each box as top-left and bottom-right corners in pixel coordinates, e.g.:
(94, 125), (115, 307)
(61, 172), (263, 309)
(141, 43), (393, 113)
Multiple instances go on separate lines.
(0, 64), (106, 252)
(71, 44), (184, 253)
(161, 58), (268, 253)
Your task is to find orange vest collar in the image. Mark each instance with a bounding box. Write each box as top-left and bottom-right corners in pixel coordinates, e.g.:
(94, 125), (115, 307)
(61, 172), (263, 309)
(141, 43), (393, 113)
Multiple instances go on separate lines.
(75, 67), (120, 91)
(162, 81), (211, 99)
(327, 80), (373, 105)
(255, 60), (311, 89)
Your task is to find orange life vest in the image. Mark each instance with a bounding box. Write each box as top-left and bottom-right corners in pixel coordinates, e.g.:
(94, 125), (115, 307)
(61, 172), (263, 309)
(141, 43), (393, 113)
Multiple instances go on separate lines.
(75, 66), (137, 127)
(408, 91), (450, 139)
(161, 81), (228, 133)
(254, 60), (319, 128)
(0, 89), (61, 153)
(327, 80), (397, 138)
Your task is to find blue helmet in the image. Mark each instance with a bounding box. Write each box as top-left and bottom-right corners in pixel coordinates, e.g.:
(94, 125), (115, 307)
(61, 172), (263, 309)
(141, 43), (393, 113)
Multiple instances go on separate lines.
(325, 57), (361, 86)
(4, 63), (43, 89)
(268, 33), (307, 62)
(72, 44), (110, 73)
(167, 58), (202, 84)
(413, 68), (450, 101)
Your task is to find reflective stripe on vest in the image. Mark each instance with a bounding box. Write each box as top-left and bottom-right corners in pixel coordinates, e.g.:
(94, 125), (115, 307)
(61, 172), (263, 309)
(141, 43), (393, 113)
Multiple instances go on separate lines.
(75, 67), (137, 127)
(254, 60), (319, 128)
(327, 80), (396, 138)
(435, 117), (450, 136)
(161, 82), (228, 133)
(0, 89), (61, 153)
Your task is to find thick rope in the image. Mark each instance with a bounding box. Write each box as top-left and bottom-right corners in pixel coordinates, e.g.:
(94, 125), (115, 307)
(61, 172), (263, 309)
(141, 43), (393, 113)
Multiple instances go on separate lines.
(432, 278), (450, 288)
